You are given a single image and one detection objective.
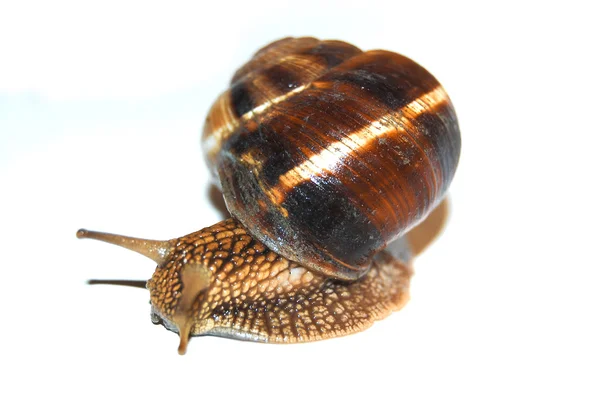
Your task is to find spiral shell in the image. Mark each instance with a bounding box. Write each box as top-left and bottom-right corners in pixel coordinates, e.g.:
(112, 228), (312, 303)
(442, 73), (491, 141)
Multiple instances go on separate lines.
(202, 37), (461, 280)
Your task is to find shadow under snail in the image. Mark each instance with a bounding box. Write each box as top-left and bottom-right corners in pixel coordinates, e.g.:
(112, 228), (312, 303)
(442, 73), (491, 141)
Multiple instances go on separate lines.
(77, 37), (461, 354)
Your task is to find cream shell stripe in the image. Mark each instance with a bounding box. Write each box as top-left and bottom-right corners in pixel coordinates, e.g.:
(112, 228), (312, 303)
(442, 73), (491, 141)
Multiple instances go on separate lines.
(274, 85), (450, 205)
(203, 84), (309, 164)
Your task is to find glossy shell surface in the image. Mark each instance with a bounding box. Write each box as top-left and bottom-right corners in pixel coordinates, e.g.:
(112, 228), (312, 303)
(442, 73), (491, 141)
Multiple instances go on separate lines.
(202, 37), (461, 280)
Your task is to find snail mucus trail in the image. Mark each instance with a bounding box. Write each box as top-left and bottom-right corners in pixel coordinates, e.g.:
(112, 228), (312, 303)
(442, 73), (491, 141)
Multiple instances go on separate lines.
(78, 37), (461, 354)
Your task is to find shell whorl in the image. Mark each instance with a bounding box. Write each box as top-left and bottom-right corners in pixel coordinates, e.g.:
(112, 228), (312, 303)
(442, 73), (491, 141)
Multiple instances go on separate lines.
(202, 37), (461, 280)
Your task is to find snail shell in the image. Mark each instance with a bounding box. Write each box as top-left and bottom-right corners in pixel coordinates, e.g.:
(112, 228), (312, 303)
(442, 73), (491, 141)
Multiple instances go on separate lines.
(78, 37), (460, 354)
(203, 37), (460, 281)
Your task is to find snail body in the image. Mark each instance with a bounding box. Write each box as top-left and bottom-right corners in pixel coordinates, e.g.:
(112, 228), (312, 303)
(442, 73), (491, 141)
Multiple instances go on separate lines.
(78, 38), (461, 354)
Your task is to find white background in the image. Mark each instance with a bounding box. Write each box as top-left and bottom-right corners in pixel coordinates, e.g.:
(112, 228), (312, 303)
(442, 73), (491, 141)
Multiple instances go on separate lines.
(1, 0), (599, 396)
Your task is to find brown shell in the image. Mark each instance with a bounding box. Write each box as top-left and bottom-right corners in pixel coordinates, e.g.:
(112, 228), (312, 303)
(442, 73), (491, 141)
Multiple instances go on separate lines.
(202, 37), (461, 281)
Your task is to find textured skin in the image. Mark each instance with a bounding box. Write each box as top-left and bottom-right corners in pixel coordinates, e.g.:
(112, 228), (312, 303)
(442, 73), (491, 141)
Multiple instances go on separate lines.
(202, 37), (460, 280)
(147, 219), (412, 344)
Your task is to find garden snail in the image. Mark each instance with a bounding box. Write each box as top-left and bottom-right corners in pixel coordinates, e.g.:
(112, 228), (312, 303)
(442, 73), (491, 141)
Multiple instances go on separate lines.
(78, 37), (461, 354)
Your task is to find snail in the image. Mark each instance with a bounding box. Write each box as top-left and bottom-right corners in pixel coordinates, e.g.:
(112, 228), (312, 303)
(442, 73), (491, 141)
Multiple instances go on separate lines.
(78, 37), (461, 354)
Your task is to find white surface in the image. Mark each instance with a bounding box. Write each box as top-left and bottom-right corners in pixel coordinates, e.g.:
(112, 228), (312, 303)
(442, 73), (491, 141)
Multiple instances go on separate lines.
(1, 0), (599, 397)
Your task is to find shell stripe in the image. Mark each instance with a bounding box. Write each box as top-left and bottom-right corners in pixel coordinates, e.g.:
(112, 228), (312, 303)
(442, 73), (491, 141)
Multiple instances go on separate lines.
(274, 85), (450, 203)
(203, 85), (309, 166)
(202, 39), (362, 169)
(263, 82), (452, 243)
